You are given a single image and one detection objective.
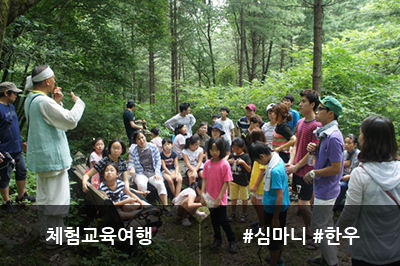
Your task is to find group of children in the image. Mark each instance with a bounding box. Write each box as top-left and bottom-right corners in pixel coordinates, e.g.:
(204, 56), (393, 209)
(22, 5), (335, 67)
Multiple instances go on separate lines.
(82, 92), (363, 264)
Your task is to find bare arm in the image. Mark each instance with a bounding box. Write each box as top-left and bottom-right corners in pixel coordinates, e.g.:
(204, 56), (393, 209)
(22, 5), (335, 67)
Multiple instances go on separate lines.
(275, 135), (297, 152)
(82, 168), (98, 193)
(129, 121), (143, 130)
(214, 181), (229, 208)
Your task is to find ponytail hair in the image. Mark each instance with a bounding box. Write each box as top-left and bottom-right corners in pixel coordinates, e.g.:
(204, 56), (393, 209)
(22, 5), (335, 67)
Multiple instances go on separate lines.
(184, 134), (200, 149)
(150, 126), (161, 136)
(174, 124), (185, 136)
(86, 138), (105, 168)
(273, 102), (292, 122)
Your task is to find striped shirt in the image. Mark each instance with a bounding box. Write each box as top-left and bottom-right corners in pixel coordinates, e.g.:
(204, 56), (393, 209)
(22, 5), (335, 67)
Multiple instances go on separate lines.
(261, 122), (276, 149)
(293, 118), (321, 177)
(273, 122), (293, 154)
(98, 180), (128, 203)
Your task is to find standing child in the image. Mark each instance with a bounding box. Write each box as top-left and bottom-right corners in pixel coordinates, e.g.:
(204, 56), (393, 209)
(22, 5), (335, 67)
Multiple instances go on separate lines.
(216, 106), (235, 146)
(98, 162), (147, 220)
(227, 137), (251, 223)
(161, 137), (183, 198)
(248, 141), (290, 266)
(150, 127), (163, 153)
(86, 138), (105, 188)
(182, 135), (204, 186)
(202, 137), (238, 253)
(283, 93), (300, 133)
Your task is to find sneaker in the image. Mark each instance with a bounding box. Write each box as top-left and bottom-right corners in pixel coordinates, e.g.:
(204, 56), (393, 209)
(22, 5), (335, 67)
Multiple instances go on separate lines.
(181, 218), (191, 227)
(250, 221), (259, 228)
(266, 256), (284, 266)
(193, 210), (206, 218)
(239, 214), (247, 223)
(229, 241), (238, 253)
(15, 191), (36, 203)
(252, 225), (261, 234)
(308, 255), (328, 266)
(2, 200), (18, 213)
(290, 192), (298, 202)
(210, 239), (222, 250)
(228, 213), (236, 222)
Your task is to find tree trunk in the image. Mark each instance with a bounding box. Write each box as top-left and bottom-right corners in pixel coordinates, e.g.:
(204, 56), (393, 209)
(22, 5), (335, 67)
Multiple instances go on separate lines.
(170, 0), (177, 112)
(262, 40), (273, 83)
(250, 30), (258, 81)
(149, 49), (155, 104)
(206, 0), (215, 86)
(313, 0), (323, 93)
(0, 0), (43, 59)
(239, 7), (244, 87)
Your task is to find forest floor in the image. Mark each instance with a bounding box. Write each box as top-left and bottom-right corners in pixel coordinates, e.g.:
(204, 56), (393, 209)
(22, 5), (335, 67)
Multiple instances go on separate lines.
(0, 198), (352, 266)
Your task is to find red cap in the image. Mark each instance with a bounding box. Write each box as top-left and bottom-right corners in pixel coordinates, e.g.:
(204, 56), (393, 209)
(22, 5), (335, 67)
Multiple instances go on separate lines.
(246, 104), (257, 112)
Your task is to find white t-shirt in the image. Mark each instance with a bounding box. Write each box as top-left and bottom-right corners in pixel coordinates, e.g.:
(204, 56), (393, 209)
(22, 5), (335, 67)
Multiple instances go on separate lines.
(174, 188), (196, 205)
(182, 147), (204, 171)
(173, 134), (186, 160)
(216, 118), (234, 145)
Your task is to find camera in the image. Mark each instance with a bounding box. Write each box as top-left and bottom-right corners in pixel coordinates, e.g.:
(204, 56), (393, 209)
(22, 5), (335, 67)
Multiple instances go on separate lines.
(0, 152), (15, 170)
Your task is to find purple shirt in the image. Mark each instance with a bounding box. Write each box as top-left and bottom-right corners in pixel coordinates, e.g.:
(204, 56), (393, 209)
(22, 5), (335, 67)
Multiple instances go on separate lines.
(314, 129), (344, 200)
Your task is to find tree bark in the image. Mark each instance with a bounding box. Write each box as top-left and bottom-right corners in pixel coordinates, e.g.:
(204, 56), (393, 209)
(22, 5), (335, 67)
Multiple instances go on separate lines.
(262, 40), (273, 82)
(206, 0), (215, 86)
(239, 7), (244, 87)
(0, 0), (43, 59)
(313, 0), (323, 93)
(170, 0), (177, 112)
(250, 30), (258, 81)
(280, 44), (285, 72)
(149, 48), (155, 104)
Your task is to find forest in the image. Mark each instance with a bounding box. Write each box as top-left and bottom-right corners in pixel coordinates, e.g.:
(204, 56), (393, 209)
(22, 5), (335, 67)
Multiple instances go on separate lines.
(1, 0), (399, 155)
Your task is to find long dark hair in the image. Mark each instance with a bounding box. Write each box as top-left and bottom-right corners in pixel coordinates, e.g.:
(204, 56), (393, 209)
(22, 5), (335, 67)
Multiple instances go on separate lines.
(184, 135), (200, 149)
(108, 138), (126, 156)
(358, 116), (398, 163)
(207, 137), (226, 160)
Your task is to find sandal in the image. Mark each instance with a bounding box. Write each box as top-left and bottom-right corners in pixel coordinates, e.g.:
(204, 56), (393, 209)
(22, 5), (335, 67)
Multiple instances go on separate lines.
(306, 242), (319, 250)
(239, 214), (247, 223)
(228, 213), (236, 222)
(298, 232), (313, 240)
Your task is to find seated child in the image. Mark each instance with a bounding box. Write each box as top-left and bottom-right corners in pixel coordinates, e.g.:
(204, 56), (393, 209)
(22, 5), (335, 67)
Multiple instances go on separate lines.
(150, 127), (163, 153)
(86, 138), (105, 188)
(98, 162), (148, 220)
(161, 137), (183, 198)
(227, 137), (252, 223)
(173, 182), (207, 227)
(248, 141), (290, 266)
(182, 135), (204, 186)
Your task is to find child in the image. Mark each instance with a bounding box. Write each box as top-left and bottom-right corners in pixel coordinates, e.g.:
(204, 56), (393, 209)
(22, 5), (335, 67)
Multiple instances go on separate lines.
(86, 138), (105, 189)
(272, 102), (297, 163)
(261, 103), (277, 149)
(202, 137), (238, 253)
(283, 93), (300, 133)
(173, 124), (187, 160)
(247, 129), (267, 233)
(208, 114), (221, 136)
(227, 137), (251, 222)
(98, 162), (147, 220)
(173, 182), (207, 227)
(150, 127), (163, 153)
(248, 141), (290, 266)
(204, 123), (230, 160)
(161, 137), (183, 198)
(216, 106), (235, 146)
(182, 135), (204, 186)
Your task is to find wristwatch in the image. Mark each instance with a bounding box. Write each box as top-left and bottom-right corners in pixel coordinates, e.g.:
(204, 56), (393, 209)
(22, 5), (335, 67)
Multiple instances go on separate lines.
(310, 170), (316, 179)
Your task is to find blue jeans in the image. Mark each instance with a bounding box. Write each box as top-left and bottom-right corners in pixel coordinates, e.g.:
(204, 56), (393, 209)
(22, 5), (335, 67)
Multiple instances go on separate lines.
(335, 180), (348, 206)
(210, 206), (236, 242)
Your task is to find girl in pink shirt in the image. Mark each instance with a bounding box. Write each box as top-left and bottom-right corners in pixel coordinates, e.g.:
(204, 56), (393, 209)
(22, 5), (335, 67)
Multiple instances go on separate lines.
(202, 137), (238, 253)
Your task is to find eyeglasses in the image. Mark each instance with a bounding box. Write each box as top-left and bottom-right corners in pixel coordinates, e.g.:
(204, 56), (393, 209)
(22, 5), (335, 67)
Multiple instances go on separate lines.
(317, 106), (329, 112)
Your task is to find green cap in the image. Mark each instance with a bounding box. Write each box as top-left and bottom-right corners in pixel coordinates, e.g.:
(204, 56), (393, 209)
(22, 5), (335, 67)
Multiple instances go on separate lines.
(319, 96), (342, 117)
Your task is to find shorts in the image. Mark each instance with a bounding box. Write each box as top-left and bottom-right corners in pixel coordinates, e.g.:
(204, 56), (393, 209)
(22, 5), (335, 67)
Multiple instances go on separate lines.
(292, 174), (313, 201)
(253, 192), (263, 200)
(229, 182), (248, 201)
(0, 152), (27, 189)
(264, 210), (287, 251)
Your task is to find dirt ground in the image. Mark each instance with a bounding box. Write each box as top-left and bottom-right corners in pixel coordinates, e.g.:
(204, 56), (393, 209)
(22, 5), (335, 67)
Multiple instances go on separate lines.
(0, 199), (352, 266)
